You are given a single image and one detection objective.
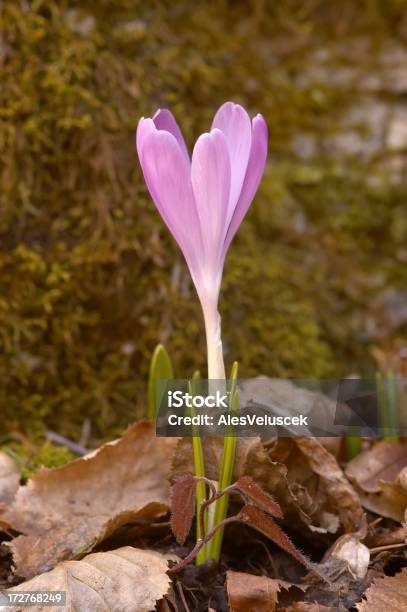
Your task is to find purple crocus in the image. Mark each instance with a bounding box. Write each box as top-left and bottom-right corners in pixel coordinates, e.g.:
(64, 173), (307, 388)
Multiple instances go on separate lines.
(136, 102), (268, 378)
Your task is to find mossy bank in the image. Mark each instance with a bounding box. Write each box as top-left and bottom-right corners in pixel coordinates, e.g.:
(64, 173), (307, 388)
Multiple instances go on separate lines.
(1, 0), (406, 443)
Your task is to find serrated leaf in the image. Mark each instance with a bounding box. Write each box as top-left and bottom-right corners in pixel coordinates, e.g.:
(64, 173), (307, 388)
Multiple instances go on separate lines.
(237, 504), (311, 569)
(234, 475), (283, 518)
(170, 475), (197, 545)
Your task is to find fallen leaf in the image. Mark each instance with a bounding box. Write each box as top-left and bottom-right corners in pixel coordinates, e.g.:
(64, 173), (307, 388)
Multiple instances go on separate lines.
(172, 438), (311, 530)
(365, 522), (406, 548)
(346, 441), (407, 491)
(172, 437), (289, 498)
(170, 475), (196, 545)
(237, 379), (363, 532)
(356, 566), (407, 611)
(0, 452), (20, 509)
(1, 547), (174, 612)
(157, 584), (177, 612)
(237, 505), (312, 571)
(280, 604), (339, 611)
(398, 466), (407, 491)
(3, 421), (178, 578)
(172, 435), (362, 536)
(238, 378), (338, 436)
(266, 437), (364, 533)
(346, 441), (407, 521)
(226, 570), (296, 612)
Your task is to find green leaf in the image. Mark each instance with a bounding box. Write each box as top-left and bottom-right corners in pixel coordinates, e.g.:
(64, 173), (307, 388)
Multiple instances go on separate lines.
(377, 369), (400, 444)
(208, 361), (239, 561)
(148, 344), (174, 420)
(188, 369), (207, 564)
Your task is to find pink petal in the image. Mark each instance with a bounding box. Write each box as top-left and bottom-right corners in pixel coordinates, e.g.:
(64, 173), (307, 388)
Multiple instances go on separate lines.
(153, 108), (190, 163)
(223, 114), (268, 256)
(136, 117), (155, 158)
(212, 102), (252, 221)
(138, 123), (204, 283)
(191, 128), (231, 277)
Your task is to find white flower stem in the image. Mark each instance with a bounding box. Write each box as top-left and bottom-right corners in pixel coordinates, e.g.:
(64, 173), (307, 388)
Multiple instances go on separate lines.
(203, 302), (226, 381)
(201, 297), (226, 559)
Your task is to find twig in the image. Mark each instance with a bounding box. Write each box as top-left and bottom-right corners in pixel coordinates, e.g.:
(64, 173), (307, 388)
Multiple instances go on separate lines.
(8, 431), (35, 450)
(192, 476), (218, 550)
(369, 542), (407, 554)
(79, 419), (91, 448)
(175, 580), (190, 612)
(169, 516), (239, 574)
(368, 517), (382, 529)
(45, 431), (89, 456)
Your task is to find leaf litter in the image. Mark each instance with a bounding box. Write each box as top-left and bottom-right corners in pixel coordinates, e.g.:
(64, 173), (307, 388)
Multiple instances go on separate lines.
(0, 417), (406, 610)
(346, 441), (407, 522)
(1, 421), (177, 579)
(1, 547), (175, 612)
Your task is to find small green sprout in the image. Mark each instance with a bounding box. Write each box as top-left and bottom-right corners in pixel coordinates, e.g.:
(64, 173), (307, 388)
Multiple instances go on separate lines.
(376, 369), (399, 444)
(148, 344), (174, 420)
(189, 370), (208, 564)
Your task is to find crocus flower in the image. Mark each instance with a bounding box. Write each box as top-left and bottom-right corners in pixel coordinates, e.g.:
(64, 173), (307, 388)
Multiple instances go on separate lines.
(136, 102), (268, 379)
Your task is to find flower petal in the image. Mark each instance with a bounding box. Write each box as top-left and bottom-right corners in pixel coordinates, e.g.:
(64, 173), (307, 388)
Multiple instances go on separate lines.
(191, 128), (231, 277)
(153, 108), (190, 163)
(136, 117), (155, 158)
(223, 114), (268, 256)
(212, 102), (252, 220)
(138, 124), (204, 283)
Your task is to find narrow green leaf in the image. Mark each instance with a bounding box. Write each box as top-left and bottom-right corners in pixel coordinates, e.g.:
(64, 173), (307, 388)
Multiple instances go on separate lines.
(189, 370), (207, 564)
(148, 344), (174, 420)
(376, 370), (399, 443)
(208, 361), (239, 561)
(385, 369), (399, 443)
(346, 436), (362, 460)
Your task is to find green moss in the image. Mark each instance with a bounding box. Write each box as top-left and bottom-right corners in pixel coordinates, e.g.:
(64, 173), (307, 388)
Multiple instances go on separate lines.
(2, 442), (75, 480)
(0, 1), (405, 442)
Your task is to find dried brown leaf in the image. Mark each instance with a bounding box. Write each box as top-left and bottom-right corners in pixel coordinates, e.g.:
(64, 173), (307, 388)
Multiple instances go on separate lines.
(346, 441), (407, 521)
(234, 476), (283, 518)
(237, 505), (311, 570)
(157, 584), (178, 612)
(292, 438), (364, 532)
(365, 522), (406, 548)
(172, 437), (311, 530)
(172, 436), (298, 502)
(0, 452), (20, 509)
(170, 474), (196, 545)
(226, 570), (294, 612)
(356, 566), (407, 611)
(1, 547), (174, 612)
(172, 427), (363, 536)
(264, 437), (364, 534)
(346, 441), (407, 492)
(3, 421), (178, 578)
(398, 466), (407, 491)
(280, 604), (338, 611)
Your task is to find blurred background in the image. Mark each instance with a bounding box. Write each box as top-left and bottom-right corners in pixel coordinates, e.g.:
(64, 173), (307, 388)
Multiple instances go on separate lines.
(1, 0), (406, 449)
